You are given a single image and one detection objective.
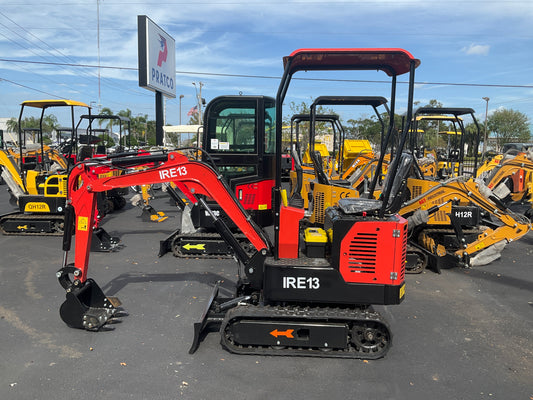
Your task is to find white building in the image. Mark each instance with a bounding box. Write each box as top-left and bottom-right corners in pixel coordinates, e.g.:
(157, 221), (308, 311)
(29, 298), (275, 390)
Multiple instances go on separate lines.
(0, 117), (18, 144)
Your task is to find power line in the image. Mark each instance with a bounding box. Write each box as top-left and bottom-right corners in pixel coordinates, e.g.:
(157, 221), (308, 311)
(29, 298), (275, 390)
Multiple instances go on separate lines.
(1, 58), (533, 90)
(2, 1), (530, 4)
(0, 77), (64, 98)
(0, 11), (155, 102)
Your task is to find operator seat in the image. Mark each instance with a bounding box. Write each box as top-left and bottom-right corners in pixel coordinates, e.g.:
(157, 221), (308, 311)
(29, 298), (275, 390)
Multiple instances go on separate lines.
(381, 152), (414, 213)
(288, 148), (305, 208)
(309, 151), (351, 187)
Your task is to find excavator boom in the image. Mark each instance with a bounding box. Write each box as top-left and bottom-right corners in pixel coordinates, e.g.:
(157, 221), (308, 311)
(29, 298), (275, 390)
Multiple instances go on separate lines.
(63, 151), (270, 284)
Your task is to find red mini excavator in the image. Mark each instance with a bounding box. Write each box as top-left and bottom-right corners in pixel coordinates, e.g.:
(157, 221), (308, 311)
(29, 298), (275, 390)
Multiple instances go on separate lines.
(57, 48), (419, 359)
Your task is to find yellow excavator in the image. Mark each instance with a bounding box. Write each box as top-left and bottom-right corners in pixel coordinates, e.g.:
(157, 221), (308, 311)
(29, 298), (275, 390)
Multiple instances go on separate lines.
(400, 173), (531, 272)
(408, 107), (481, 180)
(289, 96), (389, 213)
(288, 113), (340, 209)
(390, 108), (532, 272)
(130, 184), (168, 222)
(0, 100), (91, 235)
(306, 105), (531, 273)
(479, 149), (533, 219)
(303, 96), (391, 225)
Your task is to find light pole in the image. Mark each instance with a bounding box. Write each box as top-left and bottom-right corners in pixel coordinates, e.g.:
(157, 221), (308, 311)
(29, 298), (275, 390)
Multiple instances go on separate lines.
(482, 97), (490, 154)
(179, 94), (184, 125)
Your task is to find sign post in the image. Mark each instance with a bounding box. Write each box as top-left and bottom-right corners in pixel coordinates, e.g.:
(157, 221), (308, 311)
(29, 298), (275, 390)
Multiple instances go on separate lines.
(138, 15), (176, 146)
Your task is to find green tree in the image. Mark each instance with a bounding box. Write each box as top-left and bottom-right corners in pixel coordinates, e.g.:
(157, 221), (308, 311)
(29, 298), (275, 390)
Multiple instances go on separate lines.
(139, 115), (150, 145)
(487, 108), (531, 150)
(188, 112), (200, 125)
(413, 99), (446, 149)
(283, 100), (337, 149)
(98, 134), (115, 148)
(7, 114), (58, 143)
(99, 107), (115, 132)
(146, 120), (156, 146)
(345, 115), (382, 144)
(6, 118), (19, 133)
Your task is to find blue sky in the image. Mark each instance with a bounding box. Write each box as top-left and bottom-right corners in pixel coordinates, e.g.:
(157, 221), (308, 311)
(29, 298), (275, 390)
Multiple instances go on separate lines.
(1, 0), (532, 130)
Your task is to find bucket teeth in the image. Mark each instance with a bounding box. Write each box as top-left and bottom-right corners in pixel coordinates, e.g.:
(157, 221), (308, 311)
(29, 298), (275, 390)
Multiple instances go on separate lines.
(82, 307), (116, 330)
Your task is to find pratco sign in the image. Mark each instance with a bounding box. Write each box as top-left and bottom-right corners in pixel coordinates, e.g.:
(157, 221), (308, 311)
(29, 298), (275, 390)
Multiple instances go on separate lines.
(138, 15), (176, 98)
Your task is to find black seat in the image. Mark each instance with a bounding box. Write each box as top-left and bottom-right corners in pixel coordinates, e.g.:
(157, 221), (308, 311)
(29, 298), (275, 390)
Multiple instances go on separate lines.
(310, 151), (351, 187)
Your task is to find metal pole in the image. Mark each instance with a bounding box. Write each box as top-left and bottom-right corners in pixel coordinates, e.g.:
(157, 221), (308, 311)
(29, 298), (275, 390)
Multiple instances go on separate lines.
(156, 91), (164, 146)
(198, 82), (204, 124)
(179, 94), (184, 125)
(96, 0), (101, 113)
(482, 97), (490, 154)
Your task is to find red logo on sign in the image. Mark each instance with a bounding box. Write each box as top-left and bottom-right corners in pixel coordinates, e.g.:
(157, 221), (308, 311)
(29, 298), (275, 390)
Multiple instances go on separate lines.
(157, 34), (168, 67)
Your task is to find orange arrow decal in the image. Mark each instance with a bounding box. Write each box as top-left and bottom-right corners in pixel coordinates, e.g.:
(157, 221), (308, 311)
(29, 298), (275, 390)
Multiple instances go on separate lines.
(270, 329), (294, 338)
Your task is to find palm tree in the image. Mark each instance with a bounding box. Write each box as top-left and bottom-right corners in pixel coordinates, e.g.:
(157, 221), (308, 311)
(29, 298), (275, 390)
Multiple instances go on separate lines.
(99, 107), (115, 133)
(6, 118), (18, 134)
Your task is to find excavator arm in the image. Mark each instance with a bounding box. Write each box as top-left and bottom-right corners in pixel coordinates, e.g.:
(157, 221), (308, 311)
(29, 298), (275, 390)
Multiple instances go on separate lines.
(401, 176), (531, 267)
(484, 153), (533, 203)
(58, 151), (271, 331)
(63, 151), (271, 283)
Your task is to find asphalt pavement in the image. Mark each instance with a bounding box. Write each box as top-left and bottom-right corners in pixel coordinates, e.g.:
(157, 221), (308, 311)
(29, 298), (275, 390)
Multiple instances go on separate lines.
(0, 185), (532, 400)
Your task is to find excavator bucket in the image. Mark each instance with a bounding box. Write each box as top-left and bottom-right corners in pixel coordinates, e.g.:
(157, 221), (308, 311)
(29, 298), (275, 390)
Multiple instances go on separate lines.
(141, 206), (168, 223)
(59, 278), (122, 331)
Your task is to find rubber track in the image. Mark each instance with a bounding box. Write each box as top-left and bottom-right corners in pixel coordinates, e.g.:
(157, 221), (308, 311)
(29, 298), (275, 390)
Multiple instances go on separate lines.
(418, 226), (486, 252)
(220, 304), (392, 359)
(0, 213), (64, 236)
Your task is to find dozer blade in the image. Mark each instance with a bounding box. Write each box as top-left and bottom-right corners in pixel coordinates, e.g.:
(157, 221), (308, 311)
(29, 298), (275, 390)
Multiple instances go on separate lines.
(189, 281), (221, 354)
(158, 228), (180, 257)
(59, 278), (122, 331)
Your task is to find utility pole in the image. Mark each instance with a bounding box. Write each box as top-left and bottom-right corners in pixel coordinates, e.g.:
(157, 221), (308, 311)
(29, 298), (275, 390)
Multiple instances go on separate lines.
(179, 94), (184, 125)
(96, 0), (101, 113)
(482, 97), (490, 154)
(193, 82), (204, 124)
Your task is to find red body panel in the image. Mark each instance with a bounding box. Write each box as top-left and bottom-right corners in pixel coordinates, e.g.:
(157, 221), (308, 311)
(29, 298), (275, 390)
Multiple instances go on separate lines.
(339, 216), (407, 286)
(235, 179), (275, 210)
(511, 168), (525, 193)
(278, 205), (305, 259)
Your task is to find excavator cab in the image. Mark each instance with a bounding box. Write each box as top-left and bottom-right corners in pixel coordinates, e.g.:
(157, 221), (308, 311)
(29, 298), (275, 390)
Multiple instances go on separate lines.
(409, 107), (481, 179)
(198, 95), (276, 228)
(159, 95), (277, 257)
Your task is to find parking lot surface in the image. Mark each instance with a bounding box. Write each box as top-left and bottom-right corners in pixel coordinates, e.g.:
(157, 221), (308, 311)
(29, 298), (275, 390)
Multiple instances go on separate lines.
(1, 187), (532, 400)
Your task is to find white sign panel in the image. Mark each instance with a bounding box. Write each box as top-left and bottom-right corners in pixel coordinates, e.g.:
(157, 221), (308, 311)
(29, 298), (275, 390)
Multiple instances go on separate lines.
(138, 15), (176, 98)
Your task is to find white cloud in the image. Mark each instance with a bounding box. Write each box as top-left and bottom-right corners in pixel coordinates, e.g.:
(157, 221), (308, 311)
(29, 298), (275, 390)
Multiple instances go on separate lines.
(462, 44), (490, 56)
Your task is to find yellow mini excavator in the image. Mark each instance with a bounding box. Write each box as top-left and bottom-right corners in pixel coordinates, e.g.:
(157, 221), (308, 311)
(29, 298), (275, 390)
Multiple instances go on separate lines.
(0, 100), (90, 235)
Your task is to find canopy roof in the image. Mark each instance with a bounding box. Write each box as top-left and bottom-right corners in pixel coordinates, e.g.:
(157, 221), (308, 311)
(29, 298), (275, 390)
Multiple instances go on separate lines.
(312, 95), (388, 107)
(415, 115), (463, 122)
(79, 114), (130, 122)
(414, 107), (475, 118)
(283, 48), (420, 77)
(20, 99), (90, 109)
